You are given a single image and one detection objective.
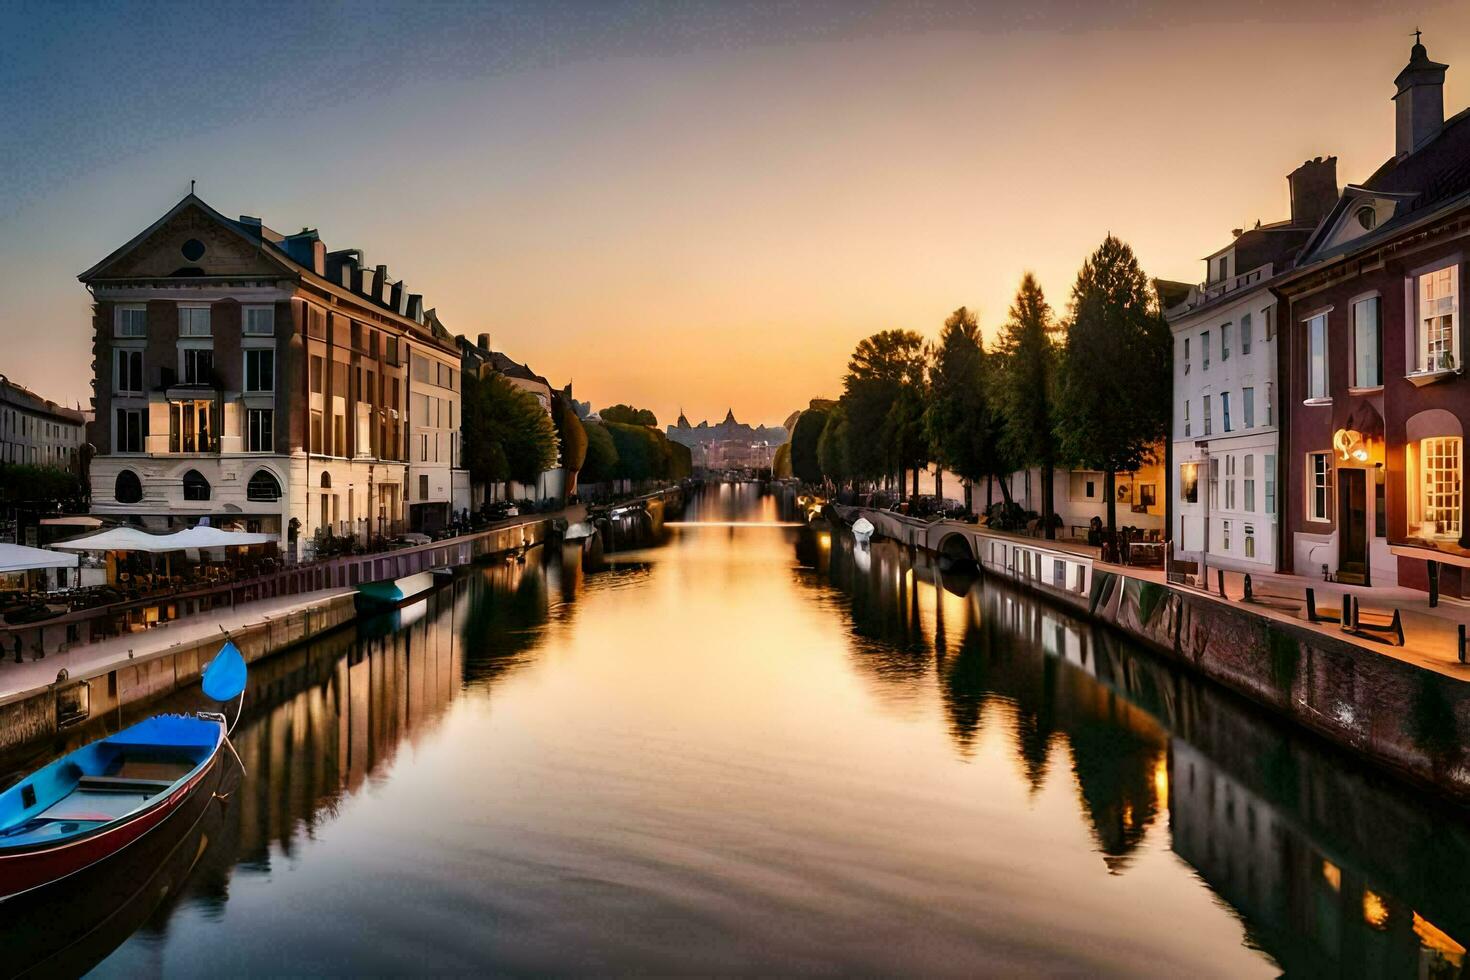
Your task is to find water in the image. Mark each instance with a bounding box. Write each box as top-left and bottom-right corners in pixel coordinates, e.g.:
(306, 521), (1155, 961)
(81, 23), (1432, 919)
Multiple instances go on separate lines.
(7, 484), (1470, 976)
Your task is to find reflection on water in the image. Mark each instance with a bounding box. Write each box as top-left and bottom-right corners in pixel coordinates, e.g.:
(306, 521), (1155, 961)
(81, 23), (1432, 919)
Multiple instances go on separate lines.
(7, 484), (1469, 975)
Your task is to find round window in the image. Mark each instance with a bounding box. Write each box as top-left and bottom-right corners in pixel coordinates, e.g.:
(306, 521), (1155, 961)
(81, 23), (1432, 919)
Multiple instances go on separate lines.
(181, 238), (206, 262)
(1356, 206), (1376, 231)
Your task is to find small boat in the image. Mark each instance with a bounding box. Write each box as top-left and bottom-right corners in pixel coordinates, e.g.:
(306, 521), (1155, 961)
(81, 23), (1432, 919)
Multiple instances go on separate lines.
(851, 516), (875, 544)
(563, 521), (597, 543)
(354, 569), (450, 613)
(0, 641), (247, 901)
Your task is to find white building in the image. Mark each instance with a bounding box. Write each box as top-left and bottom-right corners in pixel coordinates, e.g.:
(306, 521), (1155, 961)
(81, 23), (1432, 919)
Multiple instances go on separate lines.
(1166, 158), (1337, 573)
(0, 375), (85, 469)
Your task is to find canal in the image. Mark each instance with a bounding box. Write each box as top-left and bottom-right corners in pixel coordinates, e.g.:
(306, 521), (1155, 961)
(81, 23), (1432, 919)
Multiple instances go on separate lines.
(6, 483), (1470, 976)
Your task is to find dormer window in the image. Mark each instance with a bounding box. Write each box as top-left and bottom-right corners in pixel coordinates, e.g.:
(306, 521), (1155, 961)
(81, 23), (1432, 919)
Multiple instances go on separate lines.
(1356, 205), (1377, 231)
(1214, 256), (1229, 282)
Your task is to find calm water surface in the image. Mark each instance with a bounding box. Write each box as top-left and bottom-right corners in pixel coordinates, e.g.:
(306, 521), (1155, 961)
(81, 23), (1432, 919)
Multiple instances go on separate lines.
(8, 484), (1470, 976)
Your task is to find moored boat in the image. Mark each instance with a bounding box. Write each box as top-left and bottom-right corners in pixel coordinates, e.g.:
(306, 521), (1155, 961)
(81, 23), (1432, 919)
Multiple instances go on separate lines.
(850, 516), (875, 544)
(353, 569), (450, 613)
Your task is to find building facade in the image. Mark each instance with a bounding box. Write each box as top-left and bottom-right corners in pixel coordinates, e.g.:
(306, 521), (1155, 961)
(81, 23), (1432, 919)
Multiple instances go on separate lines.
(0, 375), (85, 470)
(1279, 40), (1470, 594)
(1166, 159), (1336, 573)
(79, 194), (465, 553)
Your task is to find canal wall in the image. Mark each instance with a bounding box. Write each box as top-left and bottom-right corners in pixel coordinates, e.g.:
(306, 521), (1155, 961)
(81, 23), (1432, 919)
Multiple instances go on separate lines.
(842, 506), (1470, 802)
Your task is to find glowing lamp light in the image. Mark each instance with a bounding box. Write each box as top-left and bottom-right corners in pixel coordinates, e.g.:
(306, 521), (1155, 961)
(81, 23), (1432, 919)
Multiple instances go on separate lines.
(1362, 888), (1391, 930)
(1333, 428), (1370, 463)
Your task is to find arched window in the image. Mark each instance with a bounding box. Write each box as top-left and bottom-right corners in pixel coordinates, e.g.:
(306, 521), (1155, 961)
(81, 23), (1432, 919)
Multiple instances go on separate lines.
(182, 469), (210, 501)
(320, 472), (332, 489)
(115, 470), (142, 504)
(248, 469), (282, 502)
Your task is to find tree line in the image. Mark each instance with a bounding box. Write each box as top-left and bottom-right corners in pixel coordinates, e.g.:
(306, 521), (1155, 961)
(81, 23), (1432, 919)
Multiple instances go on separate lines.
(460, 373), (690, 505)
(787, 235), (1171, 537)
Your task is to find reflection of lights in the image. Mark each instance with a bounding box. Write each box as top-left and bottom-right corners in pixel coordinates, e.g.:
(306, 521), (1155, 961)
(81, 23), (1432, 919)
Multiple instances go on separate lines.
(1362, 889), (1390, 930)
(1321, 860), (1341, 892)
(818, 533), (830, 550)
(1152, 757), (1169, 808)
(1413, 912), (1466, 963)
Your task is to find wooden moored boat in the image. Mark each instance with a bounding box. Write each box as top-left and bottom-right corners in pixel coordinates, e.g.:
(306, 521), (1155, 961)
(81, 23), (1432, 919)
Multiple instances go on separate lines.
(353, 569), (450, 613)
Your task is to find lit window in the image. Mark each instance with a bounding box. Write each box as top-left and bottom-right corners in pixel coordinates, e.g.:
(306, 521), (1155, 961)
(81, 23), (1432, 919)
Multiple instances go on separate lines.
(115, 305), (147, 338)
(1307, 313), (1329, 399)
(1353, 296), (1381, 387)
(169, 400), (214, 453)
(1416, 265), (1459, 374)
(244, 306), (275, 336)
(179, 306), (212, 337)
(1308, 452), (1333, 522)
(1419, 437), (1462, 538)
(1209, 457), (1219, 508)
(1180, 464), (1198, 504)
(1225, 455), (1236, 510)
(1244, 455), (1256, 512)
(1244, 526), (1255, 558)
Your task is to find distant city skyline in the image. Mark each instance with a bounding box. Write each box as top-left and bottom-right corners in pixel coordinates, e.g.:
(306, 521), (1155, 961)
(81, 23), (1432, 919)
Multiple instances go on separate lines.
(3, 0), (1467, 427)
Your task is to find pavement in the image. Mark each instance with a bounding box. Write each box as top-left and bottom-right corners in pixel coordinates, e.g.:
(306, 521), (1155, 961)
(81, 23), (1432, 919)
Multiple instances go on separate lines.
(0, 588), (353, 702)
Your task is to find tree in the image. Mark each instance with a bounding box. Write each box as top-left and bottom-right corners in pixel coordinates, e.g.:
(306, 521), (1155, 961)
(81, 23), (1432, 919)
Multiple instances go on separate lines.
(841, 330), (927, 494)
(600, 404), (658, 427)
(818, 404), (850, 489)
(882, 379), (929, 499)
(668, 440), (693, 480)
(994, 274), (1061, 534)
(552, 392), (588, 500)
(607, 421), (662, 483)
(924, 307), (1004, 514)
(1054, 235), (1172, 532)
(773, 442), (793, 479)
(463, 372), (559, 502)
(581, 421), (619, 484)
(789, 405), (830, 485)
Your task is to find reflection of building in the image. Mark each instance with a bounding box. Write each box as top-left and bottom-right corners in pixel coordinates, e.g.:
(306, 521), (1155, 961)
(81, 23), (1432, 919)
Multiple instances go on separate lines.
(79, 193), (464, 549)
(0, 375), (85, 469)
(1280, 39), (1470, 593)
(668, 408), (785, 472)
(1167, 159), (1335, 572)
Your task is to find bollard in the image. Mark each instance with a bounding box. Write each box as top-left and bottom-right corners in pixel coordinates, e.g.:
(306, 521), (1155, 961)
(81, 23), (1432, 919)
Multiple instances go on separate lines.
(1217, 568), (1227, 598)
(1343, 593), (1354, 631)
(1243, 574), (1254, 602)
(1460, 624), (1467, 665)
(1429, 561), (1441, 608)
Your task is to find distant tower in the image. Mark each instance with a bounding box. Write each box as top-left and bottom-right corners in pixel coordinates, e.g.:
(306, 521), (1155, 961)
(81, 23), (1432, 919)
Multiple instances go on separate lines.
(1394, 34), (1448, 158)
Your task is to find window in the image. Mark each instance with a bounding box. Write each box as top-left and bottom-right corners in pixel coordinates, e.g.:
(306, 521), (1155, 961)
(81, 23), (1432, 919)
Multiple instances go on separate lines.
(1222, 322), (1232, 362)
(1307, 313), (1329, 399)
(114, 469), (142, 503)
(114, 408), (144, 453)
(1183, 337), (1190, 375)
(1420, 437), (1462, 538)
(247, 408), (274, 452)
(1353, 296), (1381, 387)
(1308, 452), (1333, 522)
(1241, 312), (1252, 355)
(310, 355), (324, 394)
(1203, 395), (1212, 436)
(1202, 331), (1211, 371)
(1244, 456), (1256, 511)
(1375, 469), (1387, 539)
(182, 348), (213, 385)
(244, 306), (275, 336)
(1242, 387), (1254, 429)
(1245, 527), (1255, 558)
(1222, 391), (1232, 432)
(114, 349), (143, 395)
(419, 474), (430, 500)
(244, 349), (274, 392)
(412, 354), (431, 383)
(1265, 455), (1276, 514)
(1266, 382), (1274, 426)
(310, 411), (324, 453)
(115, 305), (147, 338)
(1225, 455), (1236, 509)
(1215, 256), (1228, 282)
(181, 469), (210, 501)
(1416, 265), (1459, 373)
(1222, 520), (1231, 551)
(169, 400), (214, 453)
(331, 361), (348, 394)
(1183, 399), (1190, 438)
(420, 432), (429, 462)
(247, 469), (281, 502)
(179, 307), (211, 337)
(1209, 457), (1219, 508)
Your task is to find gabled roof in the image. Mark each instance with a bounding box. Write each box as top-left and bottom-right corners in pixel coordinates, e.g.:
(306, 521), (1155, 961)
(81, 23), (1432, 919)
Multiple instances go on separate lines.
(78, 193), (292, 282)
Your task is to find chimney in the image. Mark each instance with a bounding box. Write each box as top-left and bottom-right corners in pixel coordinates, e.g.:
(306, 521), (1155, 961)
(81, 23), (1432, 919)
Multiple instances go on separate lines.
(390, 280), (408, 315)
(237, 215), (263, 238)
(1395, 37), (1448, 158)
(1287, 156), (1338, 227)
(312, 240), (326, 276)
(477, 333), (491, 353)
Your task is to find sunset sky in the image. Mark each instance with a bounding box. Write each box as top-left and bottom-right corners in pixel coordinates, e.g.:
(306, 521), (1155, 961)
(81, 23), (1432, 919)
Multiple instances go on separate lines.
(3, 0), (1467, 428)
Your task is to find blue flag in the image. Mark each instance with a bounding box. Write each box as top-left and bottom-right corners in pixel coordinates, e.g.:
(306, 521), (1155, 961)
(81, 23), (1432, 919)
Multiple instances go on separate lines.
(202, 640), (247, 701)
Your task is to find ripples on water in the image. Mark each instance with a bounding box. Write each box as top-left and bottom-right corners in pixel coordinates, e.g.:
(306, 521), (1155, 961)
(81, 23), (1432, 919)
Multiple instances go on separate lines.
(4, 484), (1470, 976)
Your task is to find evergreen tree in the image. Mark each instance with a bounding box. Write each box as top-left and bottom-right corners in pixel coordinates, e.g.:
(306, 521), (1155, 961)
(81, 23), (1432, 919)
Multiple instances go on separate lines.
(1055, 235), (1171, 532)
(841, 330), (927, 494)
(818, 404), (850, 489)
(994, 274), (1061, 534)
(924, 307), (1003, 514)
(580, 421), (619, 484)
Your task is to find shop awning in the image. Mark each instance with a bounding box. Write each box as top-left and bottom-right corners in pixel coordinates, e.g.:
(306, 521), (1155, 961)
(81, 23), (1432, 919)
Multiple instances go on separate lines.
(53, 526), (274, 553)
(0, 543), (80, 573)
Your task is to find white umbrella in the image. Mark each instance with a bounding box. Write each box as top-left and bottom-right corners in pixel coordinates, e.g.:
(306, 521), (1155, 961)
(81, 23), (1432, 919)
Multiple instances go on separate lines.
(166, 526), (276, 548)
(52, 526), (181, 553)
(0, 543), (79, 573)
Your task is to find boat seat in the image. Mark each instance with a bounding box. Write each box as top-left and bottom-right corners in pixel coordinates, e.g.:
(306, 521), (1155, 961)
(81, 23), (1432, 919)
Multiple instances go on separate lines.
(75, 774), (176, 793)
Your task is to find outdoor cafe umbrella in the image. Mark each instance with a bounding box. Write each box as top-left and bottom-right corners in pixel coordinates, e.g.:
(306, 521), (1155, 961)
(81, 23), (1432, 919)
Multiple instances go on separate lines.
(51, 526), (182, 554)
(0, 543), (79, 574)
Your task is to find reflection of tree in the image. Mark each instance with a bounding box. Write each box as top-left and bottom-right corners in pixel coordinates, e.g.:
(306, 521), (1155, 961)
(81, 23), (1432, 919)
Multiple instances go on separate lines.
(1066, 713), (1163, 872)
(939, 615), (991, 754)
(460, 562), (552, 688)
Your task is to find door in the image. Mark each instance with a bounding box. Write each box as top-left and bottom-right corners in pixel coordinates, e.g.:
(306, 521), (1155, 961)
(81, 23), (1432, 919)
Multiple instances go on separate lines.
(1338, 469), (1369, 584)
